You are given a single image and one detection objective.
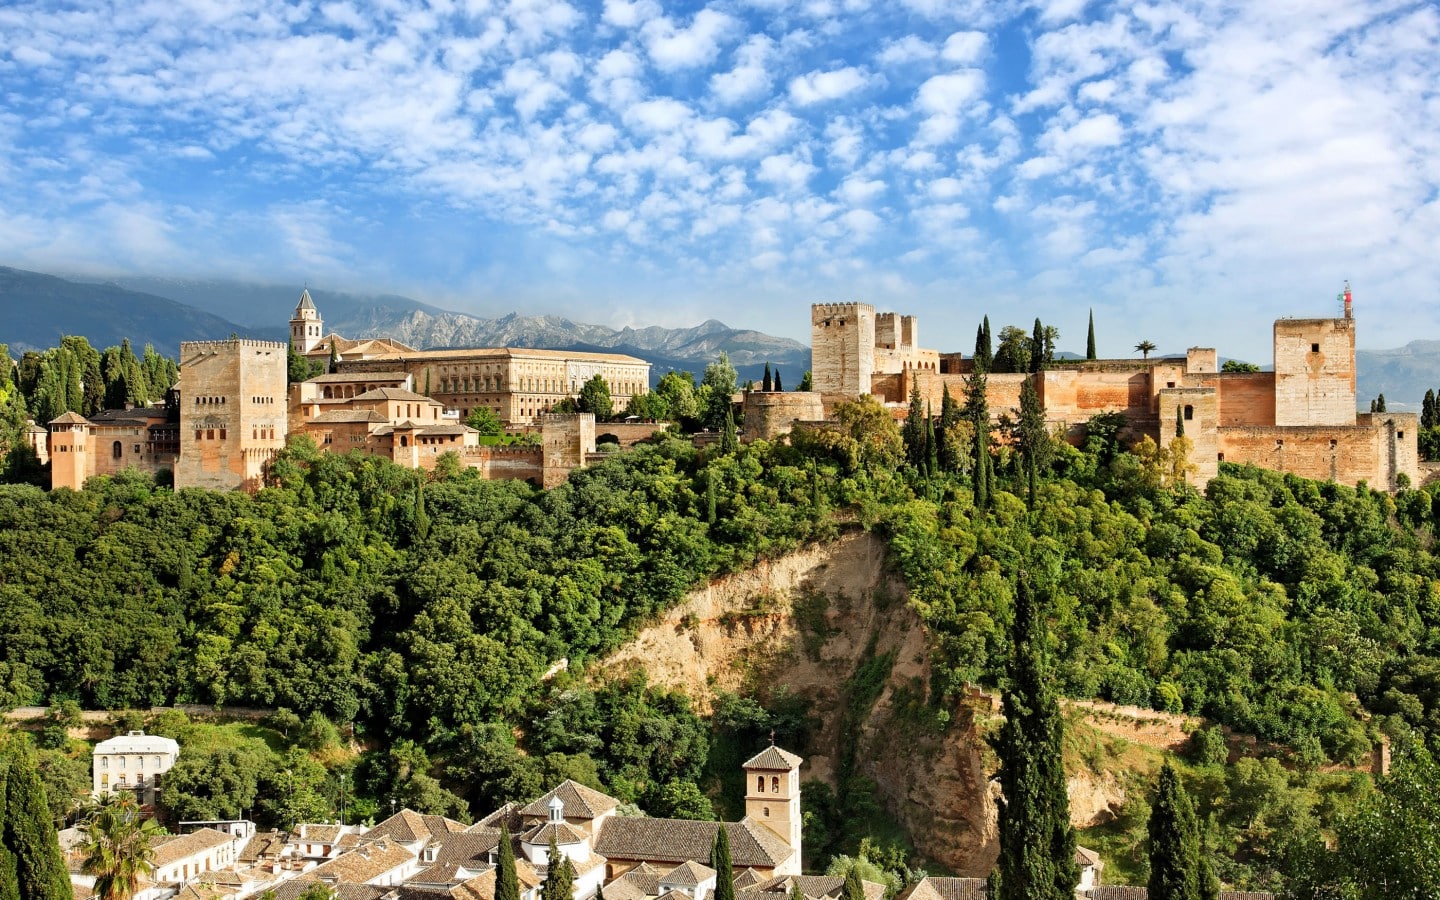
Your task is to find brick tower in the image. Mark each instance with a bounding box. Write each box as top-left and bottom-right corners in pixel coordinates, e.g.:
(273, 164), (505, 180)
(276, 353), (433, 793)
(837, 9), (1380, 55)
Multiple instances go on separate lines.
(811, 302), (875, 397)
(743, 744), (803, 874)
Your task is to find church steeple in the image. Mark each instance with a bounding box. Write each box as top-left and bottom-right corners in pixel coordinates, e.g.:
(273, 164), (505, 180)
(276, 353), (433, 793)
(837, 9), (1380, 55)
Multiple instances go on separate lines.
(743, 744), (802, 871)
(290, 288), (323, 353)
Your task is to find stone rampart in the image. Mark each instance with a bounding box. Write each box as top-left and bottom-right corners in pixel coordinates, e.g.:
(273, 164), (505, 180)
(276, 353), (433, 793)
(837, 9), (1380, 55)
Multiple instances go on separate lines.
(743, 392), (825, 441)
(1273, 317), (1356, 427)
(1216, 373), (1276, 427)
(811, 302), (875, 397)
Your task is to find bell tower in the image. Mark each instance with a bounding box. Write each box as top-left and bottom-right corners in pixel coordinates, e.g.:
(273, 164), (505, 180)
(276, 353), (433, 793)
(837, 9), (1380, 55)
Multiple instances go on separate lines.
(290, 288), (323, 354)
(743, 744), (803, 873)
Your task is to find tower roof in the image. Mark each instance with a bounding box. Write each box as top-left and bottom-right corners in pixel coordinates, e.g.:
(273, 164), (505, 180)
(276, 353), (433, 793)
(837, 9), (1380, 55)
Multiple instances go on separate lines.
(742, 746), (802, 771)
(296, 289), (317, 313)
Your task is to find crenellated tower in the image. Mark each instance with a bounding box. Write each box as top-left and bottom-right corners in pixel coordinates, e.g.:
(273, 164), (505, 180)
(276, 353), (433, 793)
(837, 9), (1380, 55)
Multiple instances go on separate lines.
(811, 302), (875, 397)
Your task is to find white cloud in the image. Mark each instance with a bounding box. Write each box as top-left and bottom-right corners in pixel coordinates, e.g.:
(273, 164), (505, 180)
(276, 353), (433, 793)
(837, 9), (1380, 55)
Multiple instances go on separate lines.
(941, 31), (987, 65)
(709, 34), (775, 105)
(602, 0), (659, 28)
(757, 153), (818, 190)
(789, 66), (870, 105)
(642, 8), (739, 71)
(877, 35), (936, 66)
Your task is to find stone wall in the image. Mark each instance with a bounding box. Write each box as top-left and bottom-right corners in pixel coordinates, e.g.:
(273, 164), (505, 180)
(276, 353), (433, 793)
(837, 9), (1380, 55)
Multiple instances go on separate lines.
(742, 392), (825, 441)
(594, 421), (672, 448)
(1217, 415), (1419, 490)
(1273, 317), (1356, 427)
(451, 446), (544, 482)
(1159, 387), (1219, 489)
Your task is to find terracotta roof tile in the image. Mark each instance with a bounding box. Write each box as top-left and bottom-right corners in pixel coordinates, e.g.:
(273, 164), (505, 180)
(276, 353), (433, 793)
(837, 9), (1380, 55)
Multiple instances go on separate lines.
(895, 877), (988, 900)
(741, 747), (802, 771)
(518, 781), (621, 821)
(362, 810), (468, 846)
(304, 838), (415, 884)
(152, 829), (234, 868)
(659, 861), (715, 888)
(733, 869), (766, 890)
(593, 819), (791, 870)
(519, 823), (586, 847)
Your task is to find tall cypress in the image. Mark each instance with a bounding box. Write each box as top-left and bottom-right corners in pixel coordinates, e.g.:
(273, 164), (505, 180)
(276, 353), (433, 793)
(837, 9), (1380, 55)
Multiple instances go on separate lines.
(1030, 319), (1045, 374)
(982, 316), (993, 372)
(328, 340), (338, 374)
(1086, 309), (1097, 360)
(720, 405), (737, 453)
(903, 383), (926, 467)
(841, 867), (865, 900)
(973, 324), (987, 374)
(762, 364), (773, 392)
(964, 373), (991, 509)
(925, 404), (938, 480)
(1018, 377), (1047, 509)
(991, 569), (1078, 900)
(1147, 761), (1215, 900)
(495, 822), (520, 900)
(774, 370), (782, 392)
(542, 837), (573, 900)
(1176, 405), (1185, 438)
(1424, 389), (1435, 429)
(2, 742), (73, 900)
(710, 826), (735, 900)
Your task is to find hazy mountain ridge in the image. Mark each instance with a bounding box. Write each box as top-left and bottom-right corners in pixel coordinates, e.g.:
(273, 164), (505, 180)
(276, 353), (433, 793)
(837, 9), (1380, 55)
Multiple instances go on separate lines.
(0, 267), (258, 353)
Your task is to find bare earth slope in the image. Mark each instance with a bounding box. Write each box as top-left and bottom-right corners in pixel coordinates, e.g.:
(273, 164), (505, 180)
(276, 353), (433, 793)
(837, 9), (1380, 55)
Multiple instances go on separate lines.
(602, 529), (1000, 875)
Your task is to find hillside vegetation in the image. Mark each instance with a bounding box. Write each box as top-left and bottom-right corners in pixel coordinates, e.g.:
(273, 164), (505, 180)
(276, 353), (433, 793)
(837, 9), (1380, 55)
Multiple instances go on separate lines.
(2, 425), (1440, 891)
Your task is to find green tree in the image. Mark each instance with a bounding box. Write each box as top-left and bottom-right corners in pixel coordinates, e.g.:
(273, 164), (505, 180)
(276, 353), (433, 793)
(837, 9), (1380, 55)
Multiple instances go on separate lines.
(1422, 388), (1435, 429)
(973, 316), (993, 373)
(1147, 762), (1216, 900)
(577, 375), (613, 421)
(541, 837), (574, 900)
(993, 326), (1030, 374)
(1086, 309), (1097, 360)
(710, 826), (735, 900)
(1029, 319), (1045, 374)
(1016, 377), (1048, 507)
(720, 406), (738, 454)
(1220, 359), (1259, 373)
(773, 370), (782, 391)
(762, 364), (773, 392)
(902, 383), (926, 468)
(991, 569), (1078, 900)
(496, 822), (520, 900)
(77, 794), (158, 900)
(328, 341), (338, 374)
(797, 371), (813, 392)
(701, 353), (739, 431)
(963, 373), (992, 509)
(841, 865), (866, 900)
(465, 407), (503, 436)
(2, 741), (74, 900)
(834, 395), (902, 475)
(1135, 340), (1157, 360)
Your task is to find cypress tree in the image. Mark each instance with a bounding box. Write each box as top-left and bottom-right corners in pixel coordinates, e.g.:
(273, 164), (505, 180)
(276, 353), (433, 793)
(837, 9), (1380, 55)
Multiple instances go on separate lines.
(413, 479), (430, 542)
(1086, 309), (1097, 360)
(964, 373), (991, 509)
(496, 822), (520, 900)
(841, 867), (865, 900)
(774, 370), (782, 392)
(788, 882), (804, 900)
(762, 364), (773, 392)
(991, 569), (1078, 900)
(1176, 405), (1185, 438)
(720, 405), (737, 453)
(925, 404), (938, 480)
(542, 837), (573, 900)
(1147, 761), (1215, 900)
(973, 324), (987, 374)
(903, 383), (926, 468)
(710, 826), (735, 900)
(328, 340), (338, 374)
(1423, 389), (1435, 429)
(982, 316), (993, 372)
(706, 469), (718, 525)
(1018, 377), (1047, 509)
(1376, 393), (1387, 413)
(1029, 318), (1045, 374)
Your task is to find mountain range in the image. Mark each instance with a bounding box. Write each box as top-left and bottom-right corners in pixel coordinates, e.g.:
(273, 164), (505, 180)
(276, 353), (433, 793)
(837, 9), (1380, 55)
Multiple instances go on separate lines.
(3, 266), (1436, 406)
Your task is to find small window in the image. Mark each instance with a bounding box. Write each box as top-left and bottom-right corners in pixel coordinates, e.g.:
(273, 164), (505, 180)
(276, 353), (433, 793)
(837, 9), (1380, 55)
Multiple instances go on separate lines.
(1275, 439), (1284, 448)
(1330, 439), (1338, 449)
(1311, 343), (1320, 353)
(1166, 381), (1175, 388)
(206, 429), (214, 440)
(219, 429), (226, 440)
(1217, 453), (1225, 462)
(1183, 405), (1194, 421)
(112, 440), (123, 459)
(1398, 431), (1405, 439)
(772, 776), (780, 793)
(763, 807), (770, 817)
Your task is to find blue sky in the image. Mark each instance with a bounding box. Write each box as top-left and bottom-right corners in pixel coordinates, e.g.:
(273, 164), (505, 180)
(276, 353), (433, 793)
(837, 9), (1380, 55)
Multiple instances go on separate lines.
(2, 0), (1438, 363)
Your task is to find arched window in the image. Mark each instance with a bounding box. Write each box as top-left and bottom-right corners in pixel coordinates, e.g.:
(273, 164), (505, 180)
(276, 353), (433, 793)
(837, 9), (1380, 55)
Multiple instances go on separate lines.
(772, 776), (780, 793)
(112, 441), (123, 459)
(1183, 405), (1194, 421)
(757, 776), (765, 792)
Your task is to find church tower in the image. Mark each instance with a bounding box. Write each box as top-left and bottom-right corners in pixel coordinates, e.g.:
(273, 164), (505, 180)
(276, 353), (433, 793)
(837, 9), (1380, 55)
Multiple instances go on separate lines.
(290, 289), (323, 354)
(743, 744), (803, 868)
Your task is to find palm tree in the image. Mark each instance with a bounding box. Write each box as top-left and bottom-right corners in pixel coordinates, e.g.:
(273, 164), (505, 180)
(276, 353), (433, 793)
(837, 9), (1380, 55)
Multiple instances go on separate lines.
(1135, 340), (1157, 360)
(78, 793), (160, 900)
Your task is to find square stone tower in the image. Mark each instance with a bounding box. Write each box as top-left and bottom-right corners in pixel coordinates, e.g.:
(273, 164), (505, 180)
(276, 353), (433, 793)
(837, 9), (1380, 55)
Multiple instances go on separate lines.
(176, 339), (289, 491)
(811, 303), (875, 397)
(1273, 317), (1356, 426)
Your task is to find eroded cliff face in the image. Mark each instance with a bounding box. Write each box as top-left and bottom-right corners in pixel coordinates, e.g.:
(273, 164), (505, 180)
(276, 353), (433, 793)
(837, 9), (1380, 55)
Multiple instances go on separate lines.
(600, 529), (1001, 875)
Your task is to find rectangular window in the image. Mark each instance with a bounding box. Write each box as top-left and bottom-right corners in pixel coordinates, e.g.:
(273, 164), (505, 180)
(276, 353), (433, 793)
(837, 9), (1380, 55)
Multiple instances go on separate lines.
(1311, 343), (1320, 352)
(219, 429), (226, 440)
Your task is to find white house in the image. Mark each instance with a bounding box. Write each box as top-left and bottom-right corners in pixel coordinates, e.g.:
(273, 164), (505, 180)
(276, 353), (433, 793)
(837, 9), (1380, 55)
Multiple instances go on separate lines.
(93, 731), (180, 806)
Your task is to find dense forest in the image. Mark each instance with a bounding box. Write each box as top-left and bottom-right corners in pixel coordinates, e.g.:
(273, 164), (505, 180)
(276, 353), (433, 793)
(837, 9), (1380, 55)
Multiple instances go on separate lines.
(2, 366), (1440, 891)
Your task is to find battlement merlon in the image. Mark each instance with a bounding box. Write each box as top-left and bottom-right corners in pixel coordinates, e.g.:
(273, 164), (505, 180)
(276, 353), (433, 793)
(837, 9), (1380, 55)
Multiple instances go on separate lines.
(811, 302), (875, 321)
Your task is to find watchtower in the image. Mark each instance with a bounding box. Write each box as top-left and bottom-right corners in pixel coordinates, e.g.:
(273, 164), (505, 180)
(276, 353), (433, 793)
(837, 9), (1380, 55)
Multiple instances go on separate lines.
(811, 302), (875, 397)
(176, 339), (289, 491)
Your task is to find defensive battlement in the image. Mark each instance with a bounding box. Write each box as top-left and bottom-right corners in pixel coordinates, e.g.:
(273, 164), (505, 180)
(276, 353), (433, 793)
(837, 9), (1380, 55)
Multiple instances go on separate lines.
(180, 339), (287, 351)
(812, 302), (873, 320)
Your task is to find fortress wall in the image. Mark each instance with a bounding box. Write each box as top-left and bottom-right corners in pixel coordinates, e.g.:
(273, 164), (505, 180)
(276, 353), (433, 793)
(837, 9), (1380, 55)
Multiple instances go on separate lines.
(448, 446), (543, 482)
(874, 347), (941, 377)
(543, 413), (596, 489)
(1041, 370), (1153, 423)
(1216, 373), (1277, 427)
(1274, 318), (1356, 427)
(869, 373), (906, 405)
(595, 421), (671, 447)
(743, 392), (825, 441)
(1217, 423), (1404, 488)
